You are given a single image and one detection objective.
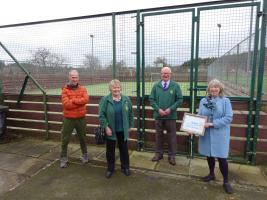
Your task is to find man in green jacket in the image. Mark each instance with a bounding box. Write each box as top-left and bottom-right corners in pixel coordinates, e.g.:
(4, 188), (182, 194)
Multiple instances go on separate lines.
(149, 66), (183, 165)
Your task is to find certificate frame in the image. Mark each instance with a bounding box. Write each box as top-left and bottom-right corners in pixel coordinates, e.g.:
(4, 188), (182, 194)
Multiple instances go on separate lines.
(180, 113), (207, 136)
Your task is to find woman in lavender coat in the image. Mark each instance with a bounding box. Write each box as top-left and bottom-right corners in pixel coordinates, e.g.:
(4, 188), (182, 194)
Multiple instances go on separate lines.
(198, 79), (233, 194)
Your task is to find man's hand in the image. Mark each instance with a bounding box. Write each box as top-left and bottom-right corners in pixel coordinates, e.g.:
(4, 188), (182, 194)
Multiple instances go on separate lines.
(164, 108), (171, 115)
(159, 109), (166, 116)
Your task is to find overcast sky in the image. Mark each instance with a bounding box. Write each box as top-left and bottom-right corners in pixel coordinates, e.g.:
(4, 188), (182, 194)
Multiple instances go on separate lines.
(0, 0), (220, 25)
(0, 0), (257, 67)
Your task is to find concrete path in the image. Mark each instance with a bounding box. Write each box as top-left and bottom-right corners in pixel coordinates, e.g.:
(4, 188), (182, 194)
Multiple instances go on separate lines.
(0, 137), (267, 200)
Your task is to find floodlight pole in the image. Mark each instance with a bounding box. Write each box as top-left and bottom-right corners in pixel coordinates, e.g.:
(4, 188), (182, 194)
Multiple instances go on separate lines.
(217, 24), (221, 58)
(90, 34), (94, 56)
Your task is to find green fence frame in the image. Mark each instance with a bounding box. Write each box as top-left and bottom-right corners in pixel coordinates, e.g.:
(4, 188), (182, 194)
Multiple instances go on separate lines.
(137, 1), (262, 164)
(0, 0), (265, 164)
(140, 8), (196, 157)
(194, 1), (260, 164)
(251, 0), (267, 165)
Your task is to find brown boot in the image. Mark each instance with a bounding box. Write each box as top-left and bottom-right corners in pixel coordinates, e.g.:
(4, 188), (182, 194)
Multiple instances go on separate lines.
(168, 157), (176, 165)
(151, 153), (163, 162)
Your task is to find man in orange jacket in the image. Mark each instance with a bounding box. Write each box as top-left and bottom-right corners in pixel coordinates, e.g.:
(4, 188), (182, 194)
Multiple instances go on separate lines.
(60, 69), (89, 168)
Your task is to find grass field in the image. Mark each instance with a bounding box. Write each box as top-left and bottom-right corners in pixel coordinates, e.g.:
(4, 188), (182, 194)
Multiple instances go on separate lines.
(27, 81), (208, 96)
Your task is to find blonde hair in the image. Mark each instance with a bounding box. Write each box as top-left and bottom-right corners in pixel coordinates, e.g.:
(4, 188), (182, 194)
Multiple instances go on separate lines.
(207, 79), (224, 97)
(108, 79), (122, 91)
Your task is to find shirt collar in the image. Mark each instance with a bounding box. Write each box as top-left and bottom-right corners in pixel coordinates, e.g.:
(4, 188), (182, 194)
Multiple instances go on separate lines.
(112, 96), (121, 102)
(161, 80), (170, 87)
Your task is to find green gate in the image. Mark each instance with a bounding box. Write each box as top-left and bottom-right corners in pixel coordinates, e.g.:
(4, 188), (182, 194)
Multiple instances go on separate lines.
(137, 8), (195, 155)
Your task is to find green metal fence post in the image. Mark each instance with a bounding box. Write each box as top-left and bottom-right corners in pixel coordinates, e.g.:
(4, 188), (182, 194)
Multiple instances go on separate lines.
(246, 4), (260, 163)
(189, 9), (197, 158)
(251, 0), (267, 164)
(112, 13), (116, 79)
(17, 75), (29, 105)
(194, 9), (201, 114)
(136, 10), (143, 151)
(43, 94), (49, 139)
(0, 78), (3, 105)
(141, 14), (146, 151)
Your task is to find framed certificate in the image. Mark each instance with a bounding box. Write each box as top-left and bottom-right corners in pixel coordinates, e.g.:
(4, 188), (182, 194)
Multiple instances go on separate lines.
(180, 113), (207, 136)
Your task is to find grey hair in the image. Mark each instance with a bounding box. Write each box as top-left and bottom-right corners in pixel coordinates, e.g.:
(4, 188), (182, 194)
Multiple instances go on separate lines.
(108, 79), (122, 91)
(207, 79), (225, 96)
(69, 69), (78, 76)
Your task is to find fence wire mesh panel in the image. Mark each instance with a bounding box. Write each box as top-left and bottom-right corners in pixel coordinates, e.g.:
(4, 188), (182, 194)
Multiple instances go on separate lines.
(115, 13), (137, 96)
(142, 10), (194, 96)
(196, 4), (259, 160)
(0, 16), (117, 95)
(142, 10), (193, 152)
(207, 33), (256, 97)
(198, 5), (258, 97)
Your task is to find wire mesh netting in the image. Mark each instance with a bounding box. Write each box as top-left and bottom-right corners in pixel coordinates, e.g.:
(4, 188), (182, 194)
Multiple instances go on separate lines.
(0, 3), (264, 100)
(199, 5), (258, 97)
(207, 33), (257, 97)
(0, 14), (138, 96)
(115, 13), (137, 97)
(143, 10), (194, 96)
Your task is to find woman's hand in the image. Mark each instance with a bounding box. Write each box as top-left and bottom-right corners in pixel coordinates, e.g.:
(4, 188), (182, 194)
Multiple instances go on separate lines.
(204, 122), (213, 128)
(105, 127), (112, 136)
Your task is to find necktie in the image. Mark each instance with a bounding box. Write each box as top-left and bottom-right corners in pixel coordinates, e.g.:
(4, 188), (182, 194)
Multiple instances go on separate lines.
(163, 82), (167, 90)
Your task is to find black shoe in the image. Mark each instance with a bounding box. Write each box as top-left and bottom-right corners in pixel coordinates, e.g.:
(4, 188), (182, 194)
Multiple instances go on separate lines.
(151, 154), (163, 162)
(168, 157), (176, 166)
(223, 182), (233, 194)
(105, 171), (113, 179)
(121, 168), (131, 176)
(202, 174), (215, 182)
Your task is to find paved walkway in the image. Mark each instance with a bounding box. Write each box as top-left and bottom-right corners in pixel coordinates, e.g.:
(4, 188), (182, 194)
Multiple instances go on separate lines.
(0, 137), (267, 200)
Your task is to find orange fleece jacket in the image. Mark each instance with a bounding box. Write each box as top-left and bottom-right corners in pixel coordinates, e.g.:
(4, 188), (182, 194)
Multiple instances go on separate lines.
(61, 85), (89, 119)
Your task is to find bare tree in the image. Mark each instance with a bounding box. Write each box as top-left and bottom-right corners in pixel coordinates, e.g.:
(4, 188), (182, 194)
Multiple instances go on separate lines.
(30, 47), (66, 68)
(154, 57), (168, 67)
(83, 54), (101, 71)
(107, 60), (127, 70)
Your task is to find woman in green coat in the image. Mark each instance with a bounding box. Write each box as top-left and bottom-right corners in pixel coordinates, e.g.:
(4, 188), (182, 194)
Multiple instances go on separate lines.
(99, 79), (134, 178)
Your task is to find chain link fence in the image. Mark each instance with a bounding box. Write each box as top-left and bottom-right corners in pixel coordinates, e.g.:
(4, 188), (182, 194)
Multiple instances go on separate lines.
(0, 1), (263, 100)
(0, 14), (137, 96)
(200, 5), (258, 97)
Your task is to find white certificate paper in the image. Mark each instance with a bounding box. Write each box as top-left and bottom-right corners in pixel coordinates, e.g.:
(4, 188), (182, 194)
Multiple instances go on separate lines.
(180, 113), (207, 136)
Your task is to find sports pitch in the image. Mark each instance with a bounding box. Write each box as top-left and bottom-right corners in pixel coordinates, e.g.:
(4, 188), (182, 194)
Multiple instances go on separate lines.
(28, 82), (207, 96)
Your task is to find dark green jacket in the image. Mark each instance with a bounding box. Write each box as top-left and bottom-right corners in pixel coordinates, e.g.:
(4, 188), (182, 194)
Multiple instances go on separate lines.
(99, 94), (134, 141)
(149, 80), (183, 120)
